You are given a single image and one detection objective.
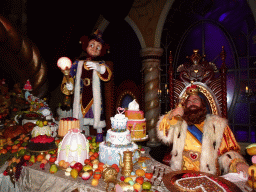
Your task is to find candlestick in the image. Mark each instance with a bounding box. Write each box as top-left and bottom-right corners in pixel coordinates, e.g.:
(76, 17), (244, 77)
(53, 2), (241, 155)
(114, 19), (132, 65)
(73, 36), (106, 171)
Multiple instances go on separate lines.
(246, 86), (249, 94)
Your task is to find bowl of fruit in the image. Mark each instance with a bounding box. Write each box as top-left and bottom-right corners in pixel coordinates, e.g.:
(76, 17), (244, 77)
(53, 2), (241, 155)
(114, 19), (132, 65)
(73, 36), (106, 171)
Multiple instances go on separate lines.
(14, 111), (41, 125)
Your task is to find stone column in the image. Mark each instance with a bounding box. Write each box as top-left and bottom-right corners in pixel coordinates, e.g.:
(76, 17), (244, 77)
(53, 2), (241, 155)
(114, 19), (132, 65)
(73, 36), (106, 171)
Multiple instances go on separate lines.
(140, 47), (163, 147)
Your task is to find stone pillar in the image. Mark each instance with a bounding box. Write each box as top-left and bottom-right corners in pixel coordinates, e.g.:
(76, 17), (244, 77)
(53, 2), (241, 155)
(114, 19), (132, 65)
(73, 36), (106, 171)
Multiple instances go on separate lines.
(140, 47), (163, 147)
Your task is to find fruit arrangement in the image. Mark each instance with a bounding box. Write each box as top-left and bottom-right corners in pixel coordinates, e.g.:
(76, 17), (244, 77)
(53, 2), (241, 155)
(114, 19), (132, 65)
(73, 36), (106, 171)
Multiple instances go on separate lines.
(2, 135), (157, 192)
(87, 136), (99, 153)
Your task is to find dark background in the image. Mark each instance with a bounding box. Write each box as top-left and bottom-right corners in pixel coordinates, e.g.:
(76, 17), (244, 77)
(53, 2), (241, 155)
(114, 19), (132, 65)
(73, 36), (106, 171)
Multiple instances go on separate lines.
(26, 1), (135, 93)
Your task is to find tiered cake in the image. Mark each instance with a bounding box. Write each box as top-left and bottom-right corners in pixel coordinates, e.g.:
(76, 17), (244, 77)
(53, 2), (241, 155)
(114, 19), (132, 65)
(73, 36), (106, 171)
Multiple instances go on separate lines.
(99, 107), (140, 166)
(58, 117), (80, 137)
(31, 120), (52, 138)
(125, 100), (148, 141)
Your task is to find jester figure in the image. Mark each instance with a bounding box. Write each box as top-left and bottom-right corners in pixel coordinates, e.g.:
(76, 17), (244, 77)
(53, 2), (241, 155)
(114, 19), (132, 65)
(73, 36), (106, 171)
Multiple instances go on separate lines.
(61, 30), (112, 141)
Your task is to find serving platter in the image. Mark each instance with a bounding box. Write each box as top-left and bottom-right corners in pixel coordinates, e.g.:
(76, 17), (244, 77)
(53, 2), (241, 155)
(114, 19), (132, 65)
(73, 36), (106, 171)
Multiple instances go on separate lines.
(162, 170), (243, 192)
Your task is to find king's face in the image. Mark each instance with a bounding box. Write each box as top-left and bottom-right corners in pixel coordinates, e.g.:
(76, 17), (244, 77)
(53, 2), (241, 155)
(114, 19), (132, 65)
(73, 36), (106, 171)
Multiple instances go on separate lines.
(186, 95), (201, 109)
(86, 39), (102, 57)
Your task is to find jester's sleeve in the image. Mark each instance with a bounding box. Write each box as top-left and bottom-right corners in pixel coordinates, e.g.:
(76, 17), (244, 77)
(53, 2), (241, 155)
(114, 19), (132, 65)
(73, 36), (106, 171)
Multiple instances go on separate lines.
(218, 126), (248, 174)
(96, 61), (112, 81)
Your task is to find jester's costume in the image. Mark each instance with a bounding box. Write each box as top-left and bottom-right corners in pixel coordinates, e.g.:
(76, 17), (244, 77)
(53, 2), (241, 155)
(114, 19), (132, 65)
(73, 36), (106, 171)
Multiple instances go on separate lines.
(61, 59), (112, 132)
(156, 113), (247, 175)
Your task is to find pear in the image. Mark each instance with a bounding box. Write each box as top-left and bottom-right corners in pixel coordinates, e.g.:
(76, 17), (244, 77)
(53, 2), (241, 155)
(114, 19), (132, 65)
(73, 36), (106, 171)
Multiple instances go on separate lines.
(38, 121), (44, 127)
(70, 169), (78, 179)
(29, 155), (36, 163)
(49, 164), (58, 174)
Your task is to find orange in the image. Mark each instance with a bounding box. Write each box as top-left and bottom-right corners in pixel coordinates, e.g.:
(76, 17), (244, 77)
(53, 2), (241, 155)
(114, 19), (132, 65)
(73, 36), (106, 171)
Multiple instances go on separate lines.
(93, 152), (99, 158)
(12, 145), (18, 150)
(84, 159), (91, 165)
(90, 155), (96, 161)
(145, 172), (153, 180)
(91, 178), (99, 186)
(135, 169), (145, 177)
(36, 154), (44, 162)
(135, 176), (144, 185)
(93, 173), (102, 180)
(89, 151), (94, 156)
(59, 160), (65, 167)
(0, 149), (7, 154)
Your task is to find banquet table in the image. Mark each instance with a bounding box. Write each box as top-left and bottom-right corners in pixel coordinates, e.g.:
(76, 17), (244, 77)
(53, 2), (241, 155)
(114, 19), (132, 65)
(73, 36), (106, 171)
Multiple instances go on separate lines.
(0, 147), (251, 192)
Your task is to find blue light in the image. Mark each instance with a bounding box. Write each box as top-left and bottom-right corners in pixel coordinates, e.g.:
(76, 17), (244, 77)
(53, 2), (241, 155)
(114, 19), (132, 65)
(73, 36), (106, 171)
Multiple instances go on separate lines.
(219, 13), (228, 22)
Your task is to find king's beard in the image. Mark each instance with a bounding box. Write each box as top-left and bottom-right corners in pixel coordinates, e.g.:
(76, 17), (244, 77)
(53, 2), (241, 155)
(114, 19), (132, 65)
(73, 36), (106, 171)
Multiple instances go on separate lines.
(183, 105), (207, 126)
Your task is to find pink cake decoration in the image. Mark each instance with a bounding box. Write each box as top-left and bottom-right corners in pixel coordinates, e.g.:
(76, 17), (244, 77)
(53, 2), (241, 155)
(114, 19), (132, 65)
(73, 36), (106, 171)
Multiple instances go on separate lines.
(23, 79), (32, 91)
(55, 128), (89, 165)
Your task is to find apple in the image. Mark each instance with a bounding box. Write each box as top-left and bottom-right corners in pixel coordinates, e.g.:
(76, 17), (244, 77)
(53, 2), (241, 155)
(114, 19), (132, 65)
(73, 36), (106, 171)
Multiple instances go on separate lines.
(84, 159), (91, 165)
(87, 136), (92, 141)
(6, 146), (12, 151)
(81, 171), (91, 180)
(73, 162), (83, 172)
(142, 181), (152, 190)
(23, 154), (31, 161)
(63, 162), (70, 169)
(70, 161), (77, 168)
(49, 155), (57, 163)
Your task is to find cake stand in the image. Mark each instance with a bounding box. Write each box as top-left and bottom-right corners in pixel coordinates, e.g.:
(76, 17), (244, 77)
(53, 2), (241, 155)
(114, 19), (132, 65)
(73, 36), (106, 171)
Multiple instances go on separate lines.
(27, 146), (57, 155)
(132, 135), (149, 142)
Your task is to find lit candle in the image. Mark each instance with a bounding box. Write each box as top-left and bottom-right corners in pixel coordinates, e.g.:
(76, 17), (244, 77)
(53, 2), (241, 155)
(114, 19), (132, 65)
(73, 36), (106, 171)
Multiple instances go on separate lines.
(246, 86), (249, 93)
(167, 89), (169, 95)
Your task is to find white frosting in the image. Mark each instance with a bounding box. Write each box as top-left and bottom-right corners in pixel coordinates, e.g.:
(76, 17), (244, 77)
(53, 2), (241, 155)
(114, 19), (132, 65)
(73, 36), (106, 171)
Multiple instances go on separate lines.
(106, 130), (131, 145)
(31, 125), (52, 138)
(111, 112), (128, 131)
(114, 113), (127, 120)
(128, 99), (140, 111)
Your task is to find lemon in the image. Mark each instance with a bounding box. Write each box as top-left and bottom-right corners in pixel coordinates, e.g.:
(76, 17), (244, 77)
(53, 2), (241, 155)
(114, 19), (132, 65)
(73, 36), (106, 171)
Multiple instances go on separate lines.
(124, 177), (133, 183)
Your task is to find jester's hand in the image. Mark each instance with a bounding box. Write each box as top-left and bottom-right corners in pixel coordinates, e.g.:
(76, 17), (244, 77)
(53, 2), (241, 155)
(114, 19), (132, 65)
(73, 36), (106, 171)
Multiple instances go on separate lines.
(66, 82), (74, 91)
(86, 61), (106, 74)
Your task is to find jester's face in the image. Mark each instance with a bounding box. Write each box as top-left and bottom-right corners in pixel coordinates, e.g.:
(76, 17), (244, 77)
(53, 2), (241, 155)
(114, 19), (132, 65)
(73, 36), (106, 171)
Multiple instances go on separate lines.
(86, 39), (102, 57)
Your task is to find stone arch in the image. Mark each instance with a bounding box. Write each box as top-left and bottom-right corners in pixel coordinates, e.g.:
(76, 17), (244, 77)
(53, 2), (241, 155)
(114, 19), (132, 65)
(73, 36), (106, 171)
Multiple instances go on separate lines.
(154, 0), (174, 47)
(97, 16), (146, 48)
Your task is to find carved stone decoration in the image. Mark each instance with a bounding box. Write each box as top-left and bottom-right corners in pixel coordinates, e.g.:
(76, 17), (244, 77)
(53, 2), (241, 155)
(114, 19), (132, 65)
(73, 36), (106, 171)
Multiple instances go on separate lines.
(141, 47), (163, 147)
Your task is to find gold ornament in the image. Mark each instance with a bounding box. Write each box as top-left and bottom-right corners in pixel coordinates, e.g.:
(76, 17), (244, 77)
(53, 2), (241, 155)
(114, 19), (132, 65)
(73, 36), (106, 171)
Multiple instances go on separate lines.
(102, 167), (118, 192)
